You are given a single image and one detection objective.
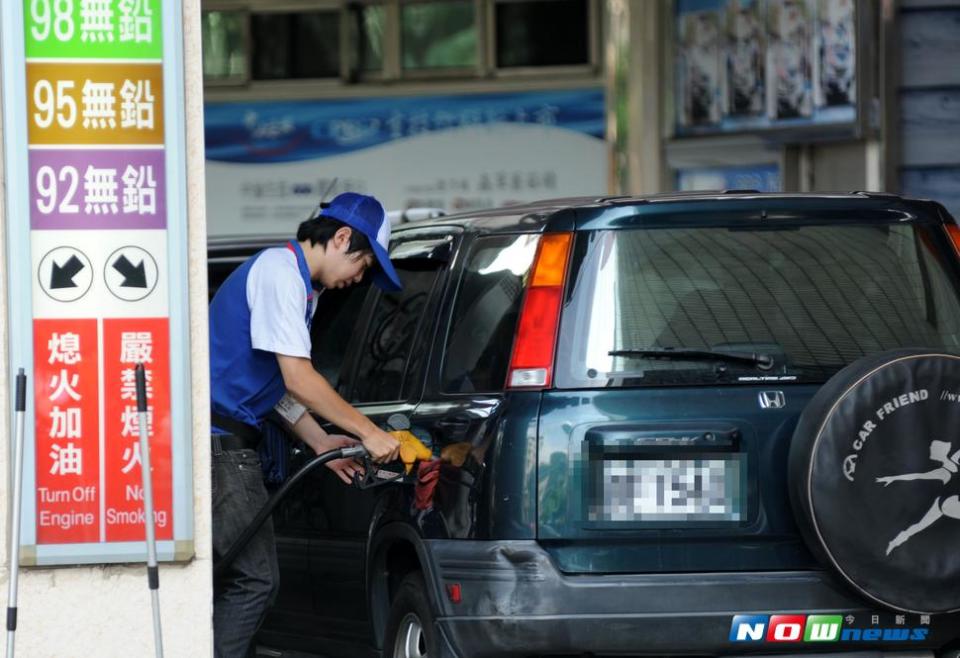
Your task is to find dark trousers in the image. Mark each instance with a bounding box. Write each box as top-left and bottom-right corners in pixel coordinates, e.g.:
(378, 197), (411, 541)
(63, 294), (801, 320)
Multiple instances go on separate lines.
(212, 438), (279, 658)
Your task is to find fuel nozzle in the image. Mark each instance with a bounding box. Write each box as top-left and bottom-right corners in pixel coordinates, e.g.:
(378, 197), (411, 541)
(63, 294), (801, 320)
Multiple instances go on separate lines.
(352, 415), (432, 489)
(390, 430), (432, 474)
(386, 413), (432, 474)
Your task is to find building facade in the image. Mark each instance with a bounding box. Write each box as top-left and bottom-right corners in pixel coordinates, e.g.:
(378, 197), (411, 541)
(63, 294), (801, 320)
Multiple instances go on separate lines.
(200, 0), (960, 232)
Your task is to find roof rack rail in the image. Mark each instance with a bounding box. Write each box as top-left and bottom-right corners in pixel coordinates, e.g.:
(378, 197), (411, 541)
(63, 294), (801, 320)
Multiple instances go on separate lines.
(850, 191), (902, 198)
(387, 207), (447, 224)
(721, 189), (760, 194)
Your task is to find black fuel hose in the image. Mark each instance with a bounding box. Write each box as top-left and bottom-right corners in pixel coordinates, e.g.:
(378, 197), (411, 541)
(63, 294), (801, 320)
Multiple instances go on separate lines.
(213, 445), (368, 579)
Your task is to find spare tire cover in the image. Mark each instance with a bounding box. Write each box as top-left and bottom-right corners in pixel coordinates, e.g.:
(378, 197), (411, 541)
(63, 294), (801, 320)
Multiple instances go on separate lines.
(789, 348), (960, 614)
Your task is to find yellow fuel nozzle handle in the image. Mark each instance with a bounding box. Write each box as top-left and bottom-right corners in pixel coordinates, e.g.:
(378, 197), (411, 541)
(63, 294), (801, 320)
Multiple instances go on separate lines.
(389, 429), (432, 474)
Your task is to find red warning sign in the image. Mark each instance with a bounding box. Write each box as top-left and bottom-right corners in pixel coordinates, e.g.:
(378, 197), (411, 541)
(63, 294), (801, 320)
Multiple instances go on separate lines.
(103, 317), (172, 541)
(33, 319), (100, 544)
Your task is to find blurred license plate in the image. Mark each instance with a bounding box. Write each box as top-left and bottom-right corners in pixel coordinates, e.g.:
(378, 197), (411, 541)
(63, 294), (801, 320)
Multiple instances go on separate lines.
(588, 457), (745, 523)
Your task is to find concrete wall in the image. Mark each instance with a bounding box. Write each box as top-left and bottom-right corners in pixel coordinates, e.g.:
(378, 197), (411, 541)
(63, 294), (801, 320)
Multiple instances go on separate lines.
(0, 1), (214, 656)
(604, 0), (666, 195)
(782, 139), (882, 193)
(896, 0), (960, 217)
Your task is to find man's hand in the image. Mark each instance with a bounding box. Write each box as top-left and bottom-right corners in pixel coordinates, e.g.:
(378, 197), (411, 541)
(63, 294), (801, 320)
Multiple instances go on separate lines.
(362, 426), (400, 463)
(319, 434), (366, 485)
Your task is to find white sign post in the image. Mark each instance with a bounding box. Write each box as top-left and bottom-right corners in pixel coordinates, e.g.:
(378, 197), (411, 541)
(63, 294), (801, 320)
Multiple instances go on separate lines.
(1, 0), (194, 566)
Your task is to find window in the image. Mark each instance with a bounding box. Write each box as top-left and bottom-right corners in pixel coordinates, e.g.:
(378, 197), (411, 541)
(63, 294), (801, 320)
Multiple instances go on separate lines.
(352, 265), (442, 403)
(202, 11), (247, 82)
(495, 0), (589, 68)
(442, 235), (538, 393)
(348, 3), (387, 73)
(311, 284), (372, 391)
(200, 0), (597, 84)
(251, 11), (341, 79)
(402, 1), (477, 70)
(557, 223), (960, 388)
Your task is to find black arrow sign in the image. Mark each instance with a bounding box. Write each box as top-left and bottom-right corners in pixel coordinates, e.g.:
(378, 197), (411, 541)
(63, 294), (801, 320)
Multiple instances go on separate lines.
(113, 254), (147, 288)
(50, 255), (85, 289)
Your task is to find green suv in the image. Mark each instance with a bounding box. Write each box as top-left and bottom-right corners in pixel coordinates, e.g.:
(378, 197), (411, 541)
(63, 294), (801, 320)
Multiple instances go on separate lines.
(209, 192), (960, 657)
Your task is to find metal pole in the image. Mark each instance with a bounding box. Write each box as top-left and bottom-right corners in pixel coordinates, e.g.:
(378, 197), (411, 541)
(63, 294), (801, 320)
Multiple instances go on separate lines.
(6, 369), (26, 658)
(135, 363), (163, 658)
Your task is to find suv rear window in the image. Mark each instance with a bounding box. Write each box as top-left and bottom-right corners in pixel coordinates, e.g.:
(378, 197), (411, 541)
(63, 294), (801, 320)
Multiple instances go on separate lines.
(557, 222), (960, 387)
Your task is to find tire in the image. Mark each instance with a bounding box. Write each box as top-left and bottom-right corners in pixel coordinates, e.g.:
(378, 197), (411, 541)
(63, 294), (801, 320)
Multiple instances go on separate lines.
(383, 572), (440, 658)
(788, 348), (960, 613)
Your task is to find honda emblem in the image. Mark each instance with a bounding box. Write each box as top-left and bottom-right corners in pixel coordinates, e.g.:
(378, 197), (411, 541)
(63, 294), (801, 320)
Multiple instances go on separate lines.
(759, 391), (786, 409)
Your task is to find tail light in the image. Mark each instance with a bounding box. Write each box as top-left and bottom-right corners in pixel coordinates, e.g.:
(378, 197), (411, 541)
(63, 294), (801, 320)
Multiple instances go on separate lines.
(506, 232), (573, 389)
(947, 224), (960, 258)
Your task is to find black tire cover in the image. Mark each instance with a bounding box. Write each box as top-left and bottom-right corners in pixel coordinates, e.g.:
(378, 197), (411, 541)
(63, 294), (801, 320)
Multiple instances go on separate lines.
(789, 348), (960, 614)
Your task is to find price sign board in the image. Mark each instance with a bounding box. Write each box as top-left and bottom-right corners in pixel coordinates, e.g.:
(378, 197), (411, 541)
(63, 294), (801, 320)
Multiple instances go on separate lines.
(2, 0), (193, 564)
(23, 0), (162, 60)
(26, 62), (165, 144)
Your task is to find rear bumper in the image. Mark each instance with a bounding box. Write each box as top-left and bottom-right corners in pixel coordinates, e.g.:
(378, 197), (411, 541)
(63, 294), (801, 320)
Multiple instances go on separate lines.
(423, 540), (960, 658)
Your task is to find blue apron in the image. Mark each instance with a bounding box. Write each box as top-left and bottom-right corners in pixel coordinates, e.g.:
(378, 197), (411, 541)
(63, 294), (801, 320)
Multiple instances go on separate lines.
(209, 240), (315, 432)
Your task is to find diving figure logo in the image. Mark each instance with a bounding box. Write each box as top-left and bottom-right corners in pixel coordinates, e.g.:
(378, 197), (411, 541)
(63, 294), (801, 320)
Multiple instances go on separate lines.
(875, 440), (960, 555)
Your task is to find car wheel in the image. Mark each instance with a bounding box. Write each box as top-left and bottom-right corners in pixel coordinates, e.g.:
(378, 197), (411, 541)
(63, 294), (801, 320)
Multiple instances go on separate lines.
(788, 348), (960, 613)
(384, 572), (440, 658)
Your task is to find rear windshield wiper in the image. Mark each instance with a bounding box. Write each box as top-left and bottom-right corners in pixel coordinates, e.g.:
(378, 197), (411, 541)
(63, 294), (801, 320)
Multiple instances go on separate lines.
(609, 347), (774, 370)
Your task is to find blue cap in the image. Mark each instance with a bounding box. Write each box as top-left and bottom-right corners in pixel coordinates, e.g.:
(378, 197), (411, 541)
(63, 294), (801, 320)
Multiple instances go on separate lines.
(318, 192), (401, 292)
